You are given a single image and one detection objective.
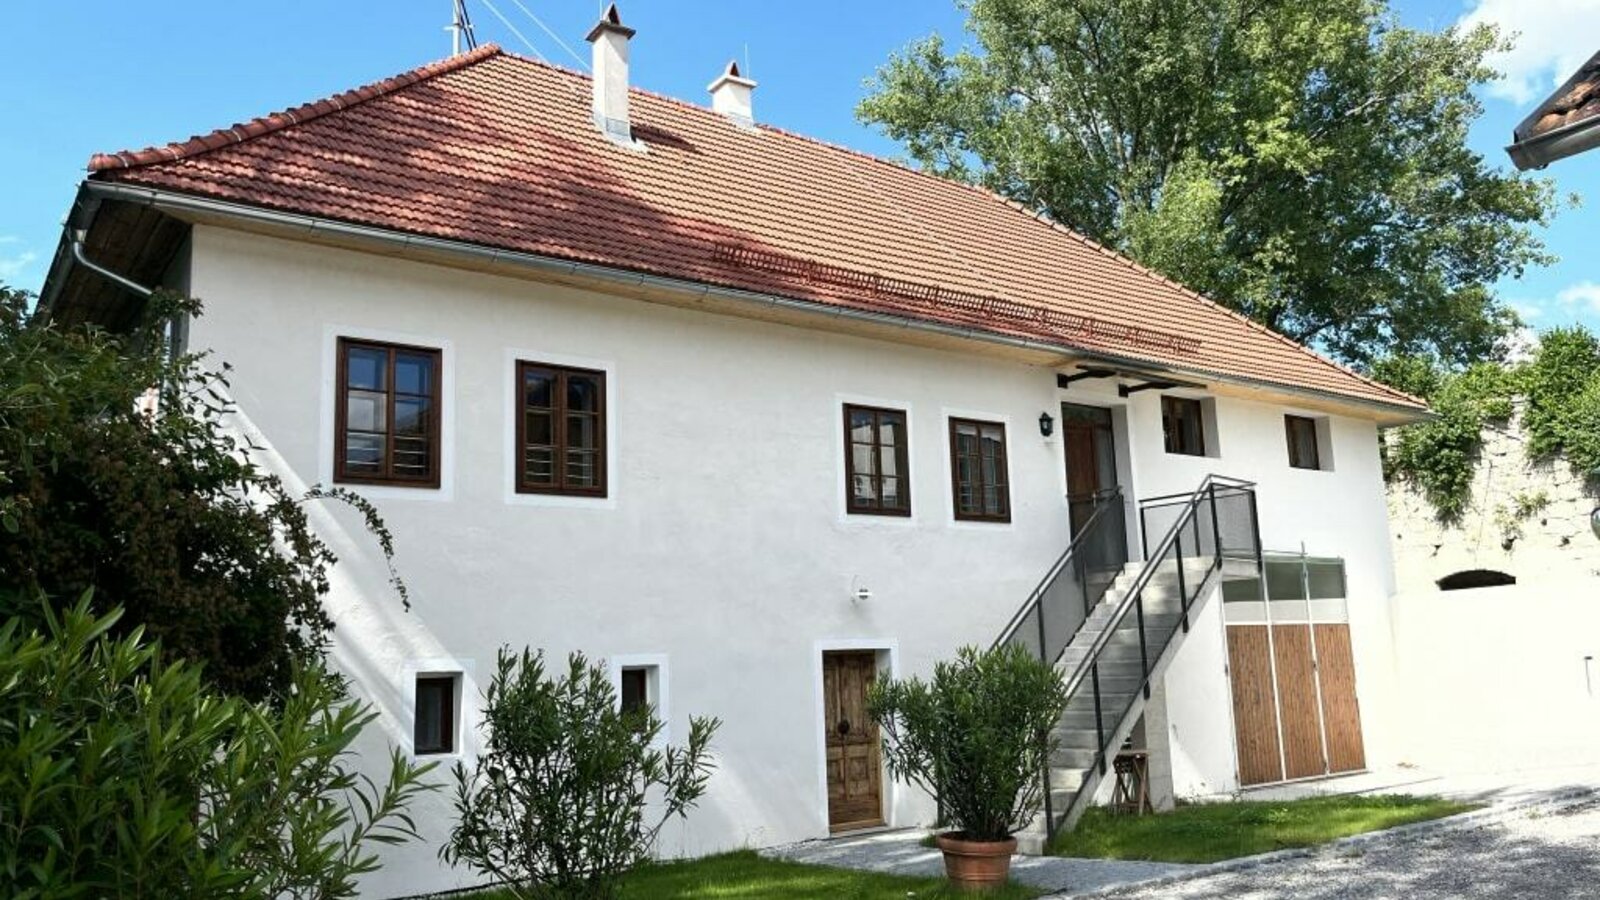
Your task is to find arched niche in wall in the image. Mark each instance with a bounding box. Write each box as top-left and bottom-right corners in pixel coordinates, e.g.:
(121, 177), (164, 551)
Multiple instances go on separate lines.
(1436, 569), (1518, 591)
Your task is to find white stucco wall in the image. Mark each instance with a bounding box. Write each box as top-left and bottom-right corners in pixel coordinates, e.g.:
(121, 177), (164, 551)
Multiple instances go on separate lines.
(1391, 583), (1600, 773)
(183, 225), (1403, 897)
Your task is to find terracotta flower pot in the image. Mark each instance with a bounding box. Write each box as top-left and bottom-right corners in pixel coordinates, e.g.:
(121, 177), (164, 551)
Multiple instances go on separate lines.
(935, 832), (1017, 892)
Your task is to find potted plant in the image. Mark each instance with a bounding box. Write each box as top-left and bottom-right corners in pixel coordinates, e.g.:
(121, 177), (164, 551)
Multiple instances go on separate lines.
(868, 644), (1069, 891)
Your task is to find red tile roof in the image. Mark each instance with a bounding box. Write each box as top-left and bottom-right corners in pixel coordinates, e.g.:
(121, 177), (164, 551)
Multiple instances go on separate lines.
(88, 45), (1422, 413)
(1515, 50), (1600, 143)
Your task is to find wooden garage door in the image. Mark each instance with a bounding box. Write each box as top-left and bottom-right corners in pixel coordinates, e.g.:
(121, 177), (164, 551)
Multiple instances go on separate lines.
(1227, 622), (1367, 786)
(1273, 626), (1327, 780)
(1314, 624), (1366, 774)
(1227, 626), (1284, 787)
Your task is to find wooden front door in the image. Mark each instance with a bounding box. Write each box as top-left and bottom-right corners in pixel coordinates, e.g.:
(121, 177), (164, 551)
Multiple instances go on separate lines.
(1060, 403), (1118, 535)
(823, 651), (884, 832)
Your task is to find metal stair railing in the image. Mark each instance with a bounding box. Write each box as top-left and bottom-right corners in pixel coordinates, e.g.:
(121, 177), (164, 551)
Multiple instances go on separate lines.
(1039, 474), (1261, 839)
(993, 486), (1131, 665)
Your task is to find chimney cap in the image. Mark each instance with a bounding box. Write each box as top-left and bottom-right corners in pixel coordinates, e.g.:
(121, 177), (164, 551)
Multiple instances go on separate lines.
(586, 3), (636, 42)
(708, 59), (757, 93)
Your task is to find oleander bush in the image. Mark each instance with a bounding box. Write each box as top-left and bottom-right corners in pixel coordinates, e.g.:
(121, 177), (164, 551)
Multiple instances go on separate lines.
(868, 644), (1069, 842)
(442, 648), (720, 900)
(0, 596), (435, 899)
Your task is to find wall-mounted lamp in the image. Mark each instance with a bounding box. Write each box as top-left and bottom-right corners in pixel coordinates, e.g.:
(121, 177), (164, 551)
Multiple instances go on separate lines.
(1591, 506), (1600, 541)
(1039, 411), (1055, 438)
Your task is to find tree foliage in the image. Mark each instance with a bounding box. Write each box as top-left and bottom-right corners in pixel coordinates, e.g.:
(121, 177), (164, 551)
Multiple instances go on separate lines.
(0, 596), (434, 899)
(867, 644), (1069, 842)
(0, 282), (404, 700)
(442, 649), (720, 900)
(1377, 326), (1600, 521)
(859, 0), (1558, 365)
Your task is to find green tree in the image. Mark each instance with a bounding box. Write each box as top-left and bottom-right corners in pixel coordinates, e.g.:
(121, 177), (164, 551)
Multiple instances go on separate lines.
(0, 282), (404, 700)
(859, 0), (1558, 365)
(0, 596), (434, 899)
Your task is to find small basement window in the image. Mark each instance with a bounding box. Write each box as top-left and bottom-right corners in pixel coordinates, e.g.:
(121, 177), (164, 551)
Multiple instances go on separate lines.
(414, 674), (458, 756)
(620, 666), (650, 715)
(1437, 569), (1517, 591)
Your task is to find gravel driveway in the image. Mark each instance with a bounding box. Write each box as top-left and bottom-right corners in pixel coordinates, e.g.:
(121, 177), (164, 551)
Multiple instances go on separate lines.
(1097, 798), (1600, 899)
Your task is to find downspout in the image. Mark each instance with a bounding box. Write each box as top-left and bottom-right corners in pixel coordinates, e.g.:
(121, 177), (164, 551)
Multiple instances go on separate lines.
(64, 223), (184, 370)
(69, 228), (154, 300)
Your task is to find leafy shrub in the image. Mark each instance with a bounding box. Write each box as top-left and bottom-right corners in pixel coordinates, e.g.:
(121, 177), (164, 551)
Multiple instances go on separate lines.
(0, 282), (404, 700)
(868, 644), (1069, 842)
(1520, 326), (1600, 459)
(442, 649), (720, 900)
(0, 595), (434, 899)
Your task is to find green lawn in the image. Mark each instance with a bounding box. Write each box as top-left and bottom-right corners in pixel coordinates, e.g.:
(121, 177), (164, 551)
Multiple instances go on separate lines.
(456, 849), (1040, 899)
(1051, 794), (1479, 864)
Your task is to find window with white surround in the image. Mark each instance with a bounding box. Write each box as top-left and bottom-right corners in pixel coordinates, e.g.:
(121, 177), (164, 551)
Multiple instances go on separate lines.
(1161, 395), (1220, 458)
(609, 656), (668, 740)
(413, 673), (459, 756)
(1284, 414), (1335, 471)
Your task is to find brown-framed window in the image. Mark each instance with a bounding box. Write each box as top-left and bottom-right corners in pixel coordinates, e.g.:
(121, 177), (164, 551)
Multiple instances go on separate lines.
(517, 361), (606, 496)
(844, 404), (911, 516)
(336, 338), (441, 487)
(949, 417), (1010, 522)
(1161, 396), (1207, 457)
(413, 674), (456, 755)
(1285, 415), (1321, 470)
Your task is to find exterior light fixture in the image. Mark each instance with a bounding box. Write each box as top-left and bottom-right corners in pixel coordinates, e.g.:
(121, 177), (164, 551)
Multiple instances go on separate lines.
(1591, 506), (1600, 541)
(1039, 411), (1055, 438)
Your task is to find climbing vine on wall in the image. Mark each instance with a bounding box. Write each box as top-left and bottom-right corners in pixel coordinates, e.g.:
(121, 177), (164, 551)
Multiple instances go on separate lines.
(1373, 326), (1600, 522)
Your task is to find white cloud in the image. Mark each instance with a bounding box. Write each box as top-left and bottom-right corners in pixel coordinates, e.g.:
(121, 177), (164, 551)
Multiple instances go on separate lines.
(1459, 0), (1600, 105)
(1510, 301), (1545, 320)
(0, 250), (36, 281)
(1556, 279), (1600, 315)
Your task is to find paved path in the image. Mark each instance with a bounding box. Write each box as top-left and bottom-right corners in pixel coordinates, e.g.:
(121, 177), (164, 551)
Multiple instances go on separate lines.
(764, 829), (1195, 895)
(1092, 796), (1600, 900)
(768, 767), (1600, 898)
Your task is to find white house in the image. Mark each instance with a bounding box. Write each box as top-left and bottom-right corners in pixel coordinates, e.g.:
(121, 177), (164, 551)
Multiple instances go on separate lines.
(41, 8), (1429, 897)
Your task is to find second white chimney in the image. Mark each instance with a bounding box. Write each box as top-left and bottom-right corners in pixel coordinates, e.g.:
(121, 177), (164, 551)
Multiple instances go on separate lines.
(708, 60), (758, 127)
(586, 3), (635, 143)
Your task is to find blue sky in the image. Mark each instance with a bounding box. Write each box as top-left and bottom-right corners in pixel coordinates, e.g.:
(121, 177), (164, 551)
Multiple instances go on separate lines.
(2, 0), (1596, 334)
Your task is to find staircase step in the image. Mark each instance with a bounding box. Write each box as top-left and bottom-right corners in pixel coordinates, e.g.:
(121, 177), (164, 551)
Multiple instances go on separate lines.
(1051, 746), (1102, 769)
(1056, 708), (1124, 731)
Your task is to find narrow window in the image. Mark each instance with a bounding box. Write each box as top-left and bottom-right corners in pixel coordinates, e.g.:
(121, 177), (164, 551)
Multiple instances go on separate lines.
(517, 362), (606, 496)
(1285, 415), (1321, 470)
(1161, 396), (1207, 457)
(336, 338), (441, 487)
(949, 417), (1010, 522)
(844, 404), (911, 516)
(619, 667), (650, 716)
(414, 674), (456, 755)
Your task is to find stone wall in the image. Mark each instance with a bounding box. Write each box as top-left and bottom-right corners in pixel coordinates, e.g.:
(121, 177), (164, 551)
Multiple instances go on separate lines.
(1387, 400), (1600, 592)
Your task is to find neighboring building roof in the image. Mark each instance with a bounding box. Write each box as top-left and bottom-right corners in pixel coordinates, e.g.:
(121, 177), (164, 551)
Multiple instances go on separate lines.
(1508, 49), (1600, 170)
(81, 45), (1422, 414)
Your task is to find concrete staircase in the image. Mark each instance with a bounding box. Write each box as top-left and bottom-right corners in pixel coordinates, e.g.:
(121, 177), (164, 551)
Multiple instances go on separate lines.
(1014, 556), (1233, 854)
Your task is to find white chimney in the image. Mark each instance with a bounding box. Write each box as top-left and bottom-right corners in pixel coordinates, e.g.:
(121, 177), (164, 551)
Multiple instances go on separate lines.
(586, 3), (635, 143)
(708, 60), (758, 128)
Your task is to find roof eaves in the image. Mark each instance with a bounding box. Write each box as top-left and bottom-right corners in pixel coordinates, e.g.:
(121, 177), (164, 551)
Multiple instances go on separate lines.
(87, 44), (505, 174)
(983, 194), (1426, 410)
